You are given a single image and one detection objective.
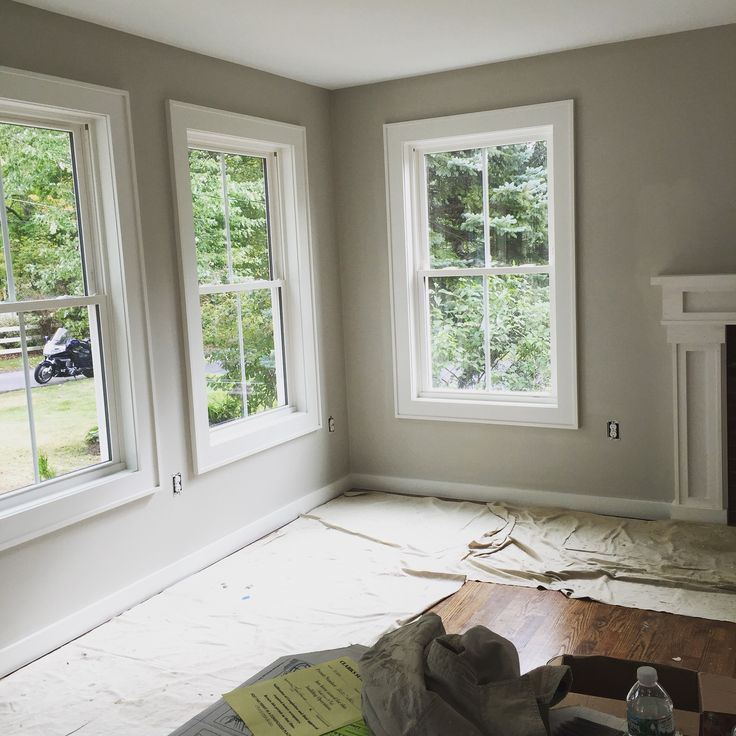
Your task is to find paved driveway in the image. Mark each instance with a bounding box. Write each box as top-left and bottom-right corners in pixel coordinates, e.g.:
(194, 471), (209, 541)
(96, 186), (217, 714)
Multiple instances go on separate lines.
(0, 368), (76, 393)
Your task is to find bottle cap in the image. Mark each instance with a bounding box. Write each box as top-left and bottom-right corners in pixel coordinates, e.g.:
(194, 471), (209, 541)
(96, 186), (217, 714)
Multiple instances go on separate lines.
(637, 666), (658, 686)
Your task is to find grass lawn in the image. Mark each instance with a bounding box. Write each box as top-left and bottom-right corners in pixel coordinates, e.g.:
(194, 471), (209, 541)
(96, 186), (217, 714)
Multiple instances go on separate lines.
(0, 349), (44, 373)
(0, 355), (25, 373)
(0, 378), (101, 494)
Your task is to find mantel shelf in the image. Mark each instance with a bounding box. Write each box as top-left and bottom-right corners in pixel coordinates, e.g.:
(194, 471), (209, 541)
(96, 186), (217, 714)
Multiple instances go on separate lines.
(652, 274), (736, 328)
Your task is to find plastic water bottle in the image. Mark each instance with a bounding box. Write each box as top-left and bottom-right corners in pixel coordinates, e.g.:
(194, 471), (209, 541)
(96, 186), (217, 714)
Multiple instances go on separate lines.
(626, 666), (675, 736)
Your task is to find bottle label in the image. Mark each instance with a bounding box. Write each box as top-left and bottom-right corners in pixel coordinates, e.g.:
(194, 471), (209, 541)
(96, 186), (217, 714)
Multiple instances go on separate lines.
(628, 715), (675, 736)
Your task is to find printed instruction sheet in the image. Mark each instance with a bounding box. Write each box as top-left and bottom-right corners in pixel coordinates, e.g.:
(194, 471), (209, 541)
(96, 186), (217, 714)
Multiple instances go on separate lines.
(169, 645), (368, 736)
(224, 657), (363, 736)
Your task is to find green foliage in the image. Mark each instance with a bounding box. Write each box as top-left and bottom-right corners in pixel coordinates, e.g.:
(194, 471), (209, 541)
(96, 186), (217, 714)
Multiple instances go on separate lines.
(188, 149), (270, 285)
(487, 142), (548, 265)
(84, 425), (100, 455)
(38, 452), (56, 481)
(430, 276), (485, 389)
(207, 386), (244, 426)
(426, 141), (551, 393)
(487, 275), (550, 392)
(200, 289), (278, 419)
(0, 123), (83, 301)
(426, 149), (484, 268)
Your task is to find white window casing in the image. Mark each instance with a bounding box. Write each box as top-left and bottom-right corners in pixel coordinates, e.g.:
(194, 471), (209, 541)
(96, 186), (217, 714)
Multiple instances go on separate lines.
(0, 67), (159, 551)
(168, 101), (321, 473)
(384, 100), (578, 428)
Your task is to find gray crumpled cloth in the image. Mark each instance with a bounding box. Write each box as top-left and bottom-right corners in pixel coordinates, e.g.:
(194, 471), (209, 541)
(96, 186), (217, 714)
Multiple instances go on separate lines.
(360, 613), (572, 736)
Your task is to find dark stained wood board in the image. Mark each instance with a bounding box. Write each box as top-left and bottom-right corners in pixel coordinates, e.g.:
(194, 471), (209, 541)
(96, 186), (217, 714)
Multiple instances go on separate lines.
(431, 581), (736, 678)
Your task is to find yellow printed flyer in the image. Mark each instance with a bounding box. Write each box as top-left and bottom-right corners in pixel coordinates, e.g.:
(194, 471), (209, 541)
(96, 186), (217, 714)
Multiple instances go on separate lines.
(328, 721), (370, 736)
(224, 657), (364, 736)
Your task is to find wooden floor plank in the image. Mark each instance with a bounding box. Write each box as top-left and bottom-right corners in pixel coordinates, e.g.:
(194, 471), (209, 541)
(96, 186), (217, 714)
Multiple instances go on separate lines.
(431, 581), (736, 677)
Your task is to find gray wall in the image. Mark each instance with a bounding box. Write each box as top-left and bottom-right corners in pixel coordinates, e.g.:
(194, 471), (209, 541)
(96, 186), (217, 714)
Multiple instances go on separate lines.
(0, 0), (350, 647)
(331, 25), (736, 502)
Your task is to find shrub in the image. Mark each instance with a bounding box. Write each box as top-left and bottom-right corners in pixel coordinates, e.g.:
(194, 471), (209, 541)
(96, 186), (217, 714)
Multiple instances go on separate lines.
(85, 425), (100, 455)
(207, 387), (243, 425)
(38, 452), (56, 481)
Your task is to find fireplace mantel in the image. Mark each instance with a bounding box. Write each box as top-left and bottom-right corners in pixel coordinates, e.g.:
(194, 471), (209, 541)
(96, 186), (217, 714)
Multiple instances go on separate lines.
(652, 274), (736, 523)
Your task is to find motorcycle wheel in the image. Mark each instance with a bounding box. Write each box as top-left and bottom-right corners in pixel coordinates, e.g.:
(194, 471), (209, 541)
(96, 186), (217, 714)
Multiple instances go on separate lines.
(82, 368), (94, 378)
(34, 362), (55, 384)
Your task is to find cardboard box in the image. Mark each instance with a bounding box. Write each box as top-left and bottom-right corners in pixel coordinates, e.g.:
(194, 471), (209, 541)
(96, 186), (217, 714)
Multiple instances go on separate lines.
(548, 655), (736, 736)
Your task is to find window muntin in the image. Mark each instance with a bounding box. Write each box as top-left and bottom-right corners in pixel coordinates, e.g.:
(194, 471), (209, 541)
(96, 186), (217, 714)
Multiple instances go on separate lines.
(385, 101), (576, 428)
(188, 147), (287, 429)
(0, 119), (112, 496)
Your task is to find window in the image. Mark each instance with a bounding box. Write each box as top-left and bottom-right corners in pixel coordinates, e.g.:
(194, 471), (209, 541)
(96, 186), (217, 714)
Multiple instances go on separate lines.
(0, 67), (157, 550)
(384, 101), (577, 428)
(169, 102), (320, 473)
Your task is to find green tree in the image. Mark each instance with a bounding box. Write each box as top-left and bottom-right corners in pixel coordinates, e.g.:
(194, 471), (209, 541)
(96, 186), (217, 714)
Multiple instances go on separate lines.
(426, 141), (551, 393)
(488, 141), (548, 266)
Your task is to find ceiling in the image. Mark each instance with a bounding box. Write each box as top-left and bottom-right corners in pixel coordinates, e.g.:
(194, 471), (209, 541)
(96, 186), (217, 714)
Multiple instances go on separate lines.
(13, 0), (736, 89)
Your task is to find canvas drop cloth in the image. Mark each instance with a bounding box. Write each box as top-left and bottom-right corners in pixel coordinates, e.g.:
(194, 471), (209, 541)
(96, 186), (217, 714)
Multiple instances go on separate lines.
(306, 493), (736, 623)
(2, 491), (735, 736)
(0, 512), (466, 736)
(462, 503), (736, 622)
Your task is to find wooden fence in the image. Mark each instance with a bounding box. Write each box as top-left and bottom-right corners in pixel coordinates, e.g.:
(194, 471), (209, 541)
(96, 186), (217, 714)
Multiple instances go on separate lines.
(0, 324), (42, 357)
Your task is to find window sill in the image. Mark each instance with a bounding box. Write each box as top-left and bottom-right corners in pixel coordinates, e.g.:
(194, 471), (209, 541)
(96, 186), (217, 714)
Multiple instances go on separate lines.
(396, 393), (578, 429)
(0, 467), (159, 552)
(195, 407), (321, 474)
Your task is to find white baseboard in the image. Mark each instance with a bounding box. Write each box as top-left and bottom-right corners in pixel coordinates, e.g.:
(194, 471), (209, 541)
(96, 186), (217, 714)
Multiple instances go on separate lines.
(0, 475), (350, 679)
(349, 472), (674, 520)
(669, 504), (727, 524)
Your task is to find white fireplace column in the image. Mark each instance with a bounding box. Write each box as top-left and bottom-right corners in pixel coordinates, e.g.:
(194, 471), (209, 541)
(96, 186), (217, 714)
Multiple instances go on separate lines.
(652, 275), (734, 524)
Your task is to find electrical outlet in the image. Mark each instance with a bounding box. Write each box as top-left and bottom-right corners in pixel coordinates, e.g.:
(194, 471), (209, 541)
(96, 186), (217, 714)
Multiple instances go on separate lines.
(328, 416), (335, 433)
(172, 472), (183, 494)
(607, 420), (620, 440)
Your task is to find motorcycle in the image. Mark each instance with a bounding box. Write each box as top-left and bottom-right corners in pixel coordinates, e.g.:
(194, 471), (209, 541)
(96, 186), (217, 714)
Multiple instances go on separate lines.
(34, 328), (94, 385)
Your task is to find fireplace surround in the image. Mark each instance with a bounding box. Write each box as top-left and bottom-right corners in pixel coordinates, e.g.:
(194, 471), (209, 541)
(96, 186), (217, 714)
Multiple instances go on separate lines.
(652, 275), (736, 524)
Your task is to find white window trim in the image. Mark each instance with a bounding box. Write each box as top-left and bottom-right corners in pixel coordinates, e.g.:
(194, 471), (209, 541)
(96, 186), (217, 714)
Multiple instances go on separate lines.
(384, 100), (577, 428)
(0, 67), (159, 552)
(168, 101), (321, 473)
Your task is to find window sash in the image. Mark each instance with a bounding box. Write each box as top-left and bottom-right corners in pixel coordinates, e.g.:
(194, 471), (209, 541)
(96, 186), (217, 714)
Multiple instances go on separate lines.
(199, 282), (287, 419)
(413, 136), (553, 273)
(190, 143), (288, 423)
(412, 141), (556, 399)
(417, 266), (549, 278)
(417, 273), (555, 397)
(187, 138), (286, 287)
(0, 113), (121, 498)
(198, 279), (284, 295)
(0, 295), (115, 493)
(0, 294), (101, 314)
(0, 117), (105, 302)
